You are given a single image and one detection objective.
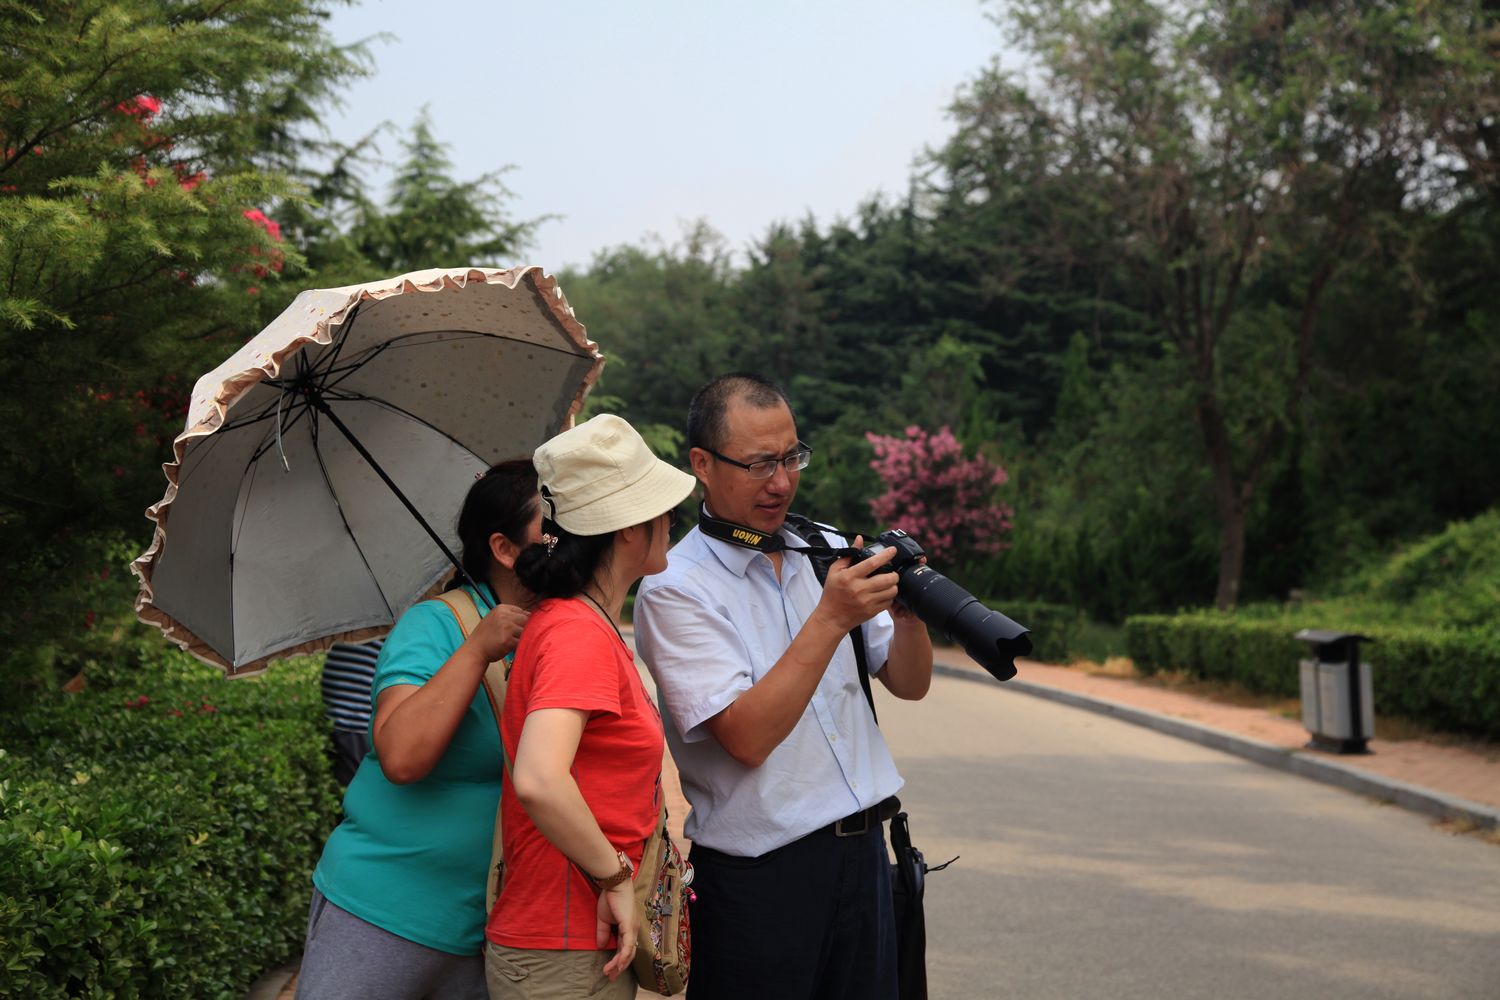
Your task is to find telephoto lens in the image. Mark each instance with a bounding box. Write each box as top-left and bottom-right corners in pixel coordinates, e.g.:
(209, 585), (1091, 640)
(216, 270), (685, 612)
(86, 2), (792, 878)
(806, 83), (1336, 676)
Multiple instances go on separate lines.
(894, 564), (1030, 682)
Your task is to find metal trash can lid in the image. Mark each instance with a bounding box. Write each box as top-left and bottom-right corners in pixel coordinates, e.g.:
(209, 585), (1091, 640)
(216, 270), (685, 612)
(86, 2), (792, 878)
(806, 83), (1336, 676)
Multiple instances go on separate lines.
(1294, 629), (1374, 662)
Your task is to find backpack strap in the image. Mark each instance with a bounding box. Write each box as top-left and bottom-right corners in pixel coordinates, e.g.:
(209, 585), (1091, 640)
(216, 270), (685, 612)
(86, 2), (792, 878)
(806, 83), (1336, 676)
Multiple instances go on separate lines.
(782, 513), (878, 725)
(432, 588), (513, 915)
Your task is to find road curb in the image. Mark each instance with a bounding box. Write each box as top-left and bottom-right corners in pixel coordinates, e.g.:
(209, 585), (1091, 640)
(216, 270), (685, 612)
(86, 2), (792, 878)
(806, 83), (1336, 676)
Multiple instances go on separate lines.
(934, 662), (1500, 832)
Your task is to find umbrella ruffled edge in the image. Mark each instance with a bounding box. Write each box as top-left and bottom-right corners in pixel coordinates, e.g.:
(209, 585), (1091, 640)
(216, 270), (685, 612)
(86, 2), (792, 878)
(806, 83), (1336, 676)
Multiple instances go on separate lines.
(130, 264), (605, 677)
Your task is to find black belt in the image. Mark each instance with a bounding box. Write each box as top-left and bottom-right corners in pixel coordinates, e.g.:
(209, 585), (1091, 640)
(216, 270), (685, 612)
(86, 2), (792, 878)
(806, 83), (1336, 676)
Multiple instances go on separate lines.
(824, 795), (901, 838)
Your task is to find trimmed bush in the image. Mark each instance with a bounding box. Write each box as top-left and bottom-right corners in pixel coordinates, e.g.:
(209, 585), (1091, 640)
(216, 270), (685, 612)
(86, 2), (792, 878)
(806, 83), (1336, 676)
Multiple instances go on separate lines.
(0, 655), (339, 999)
(927, 599), (1079, 667)
(1125, 610), (1500, 739)
(1001, 601), (1082, 665)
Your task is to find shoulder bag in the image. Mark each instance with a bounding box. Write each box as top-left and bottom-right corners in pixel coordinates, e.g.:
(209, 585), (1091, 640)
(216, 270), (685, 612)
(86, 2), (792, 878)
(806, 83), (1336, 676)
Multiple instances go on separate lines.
(432, 588), (512, 913)
(632, 799), (693, 995)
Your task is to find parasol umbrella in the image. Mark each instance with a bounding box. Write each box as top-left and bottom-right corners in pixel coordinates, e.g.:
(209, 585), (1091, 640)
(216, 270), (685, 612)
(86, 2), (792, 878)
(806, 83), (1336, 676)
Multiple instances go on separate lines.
(131, 265), (603, 676)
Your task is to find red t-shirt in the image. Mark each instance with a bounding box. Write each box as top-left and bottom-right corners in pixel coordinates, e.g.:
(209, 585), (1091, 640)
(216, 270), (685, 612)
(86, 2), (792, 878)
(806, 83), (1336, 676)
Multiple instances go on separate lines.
(485, 597), (664, 950)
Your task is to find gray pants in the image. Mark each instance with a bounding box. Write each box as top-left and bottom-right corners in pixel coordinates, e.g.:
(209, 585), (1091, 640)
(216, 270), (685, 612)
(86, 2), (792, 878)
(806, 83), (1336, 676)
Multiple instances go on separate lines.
(295, 888), (487, 1000)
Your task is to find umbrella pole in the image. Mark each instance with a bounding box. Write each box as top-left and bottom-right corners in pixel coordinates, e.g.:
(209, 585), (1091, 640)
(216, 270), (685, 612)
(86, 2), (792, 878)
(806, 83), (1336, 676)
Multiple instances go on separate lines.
(305, 392), (494, 610)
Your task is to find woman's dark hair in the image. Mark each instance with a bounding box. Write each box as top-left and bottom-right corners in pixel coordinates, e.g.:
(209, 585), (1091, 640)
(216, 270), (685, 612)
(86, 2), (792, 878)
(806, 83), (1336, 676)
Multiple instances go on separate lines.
(447, 459), (539, 591)
(514, 518), (658, 600)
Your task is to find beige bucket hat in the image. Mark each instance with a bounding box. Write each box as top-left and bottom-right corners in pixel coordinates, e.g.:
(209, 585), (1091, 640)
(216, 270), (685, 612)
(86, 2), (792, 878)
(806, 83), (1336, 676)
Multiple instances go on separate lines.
(534, 414), (696, 535)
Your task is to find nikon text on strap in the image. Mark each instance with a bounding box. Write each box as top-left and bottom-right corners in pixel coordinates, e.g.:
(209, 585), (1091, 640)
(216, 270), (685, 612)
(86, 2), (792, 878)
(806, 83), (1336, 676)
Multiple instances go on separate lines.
(695, 504), (792, 553)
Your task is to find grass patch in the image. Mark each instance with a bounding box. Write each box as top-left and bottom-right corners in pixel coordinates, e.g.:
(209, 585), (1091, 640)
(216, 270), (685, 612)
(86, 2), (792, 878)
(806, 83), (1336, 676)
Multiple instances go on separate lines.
(1067, 619), (1128, 665)
(1128, 666), (1304, 715)
(1373, 715), (1500, 756)
(1076, 655), (1139, 678)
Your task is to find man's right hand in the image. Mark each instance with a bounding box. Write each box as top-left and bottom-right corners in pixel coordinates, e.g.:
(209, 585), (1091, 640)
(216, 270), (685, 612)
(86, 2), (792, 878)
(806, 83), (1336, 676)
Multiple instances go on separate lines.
(809, 536), (900, 635)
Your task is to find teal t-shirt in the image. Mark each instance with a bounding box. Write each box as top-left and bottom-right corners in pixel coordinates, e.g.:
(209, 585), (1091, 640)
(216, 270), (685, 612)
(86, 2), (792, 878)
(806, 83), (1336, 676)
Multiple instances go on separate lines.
(312, 584), (503, 955)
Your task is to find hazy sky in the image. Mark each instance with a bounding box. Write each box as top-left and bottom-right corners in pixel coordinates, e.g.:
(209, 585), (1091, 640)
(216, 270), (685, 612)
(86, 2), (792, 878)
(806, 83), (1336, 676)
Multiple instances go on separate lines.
(322, 1), (1009, 272)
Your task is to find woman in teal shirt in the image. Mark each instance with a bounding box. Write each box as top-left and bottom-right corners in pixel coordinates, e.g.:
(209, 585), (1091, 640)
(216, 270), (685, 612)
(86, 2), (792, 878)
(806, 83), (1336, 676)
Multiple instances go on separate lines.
(296, 460), (541, 1000)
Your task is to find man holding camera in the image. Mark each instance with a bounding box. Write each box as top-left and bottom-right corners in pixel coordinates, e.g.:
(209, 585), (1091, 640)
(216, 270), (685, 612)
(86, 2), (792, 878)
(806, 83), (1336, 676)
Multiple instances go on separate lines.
(634, 373), (933, 1000)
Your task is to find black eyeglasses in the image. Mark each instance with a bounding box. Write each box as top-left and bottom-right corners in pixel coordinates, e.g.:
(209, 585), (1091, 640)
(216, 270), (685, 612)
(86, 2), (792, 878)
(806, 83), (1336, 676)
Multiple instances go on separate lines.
(705, 441), (813, 480)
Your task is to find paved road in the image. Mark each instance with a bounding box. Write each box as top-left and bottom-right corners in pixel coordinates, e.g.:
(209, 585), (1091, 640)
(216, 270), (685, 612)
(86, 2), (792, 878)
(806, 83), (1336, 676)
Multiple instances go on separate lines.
(874, 672), (1500, 1000)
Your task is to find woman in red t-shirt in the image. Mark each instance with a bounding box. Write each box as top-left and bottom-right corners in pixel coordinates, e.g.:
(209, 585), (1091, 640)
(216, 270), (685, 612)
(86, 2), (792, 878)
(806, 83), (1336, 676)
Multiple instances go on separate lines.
(485, 414), (696, 998)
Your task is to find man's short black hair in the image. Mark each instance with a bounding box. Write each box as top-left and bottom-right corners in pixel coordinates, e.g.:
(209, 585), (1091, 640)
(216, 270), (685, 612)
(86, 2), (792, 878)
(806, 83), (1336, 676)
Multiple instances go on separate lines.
(686, 373), (794, 453)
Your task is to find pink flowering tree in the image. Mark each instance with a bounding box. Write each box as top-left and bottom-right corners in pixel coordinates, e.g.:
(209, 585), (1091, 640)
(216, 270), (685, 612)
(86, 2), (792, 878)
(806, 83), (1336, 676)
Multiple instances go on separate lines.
(866, 425), (1013, 567)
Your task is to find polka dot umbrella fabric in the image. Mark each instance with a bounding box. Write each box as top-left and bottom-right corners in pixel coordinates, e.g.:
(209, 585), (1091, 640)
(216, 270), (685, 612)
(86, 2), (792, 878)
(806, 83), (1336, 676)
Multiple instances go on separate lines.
(132, 266), (604, 675)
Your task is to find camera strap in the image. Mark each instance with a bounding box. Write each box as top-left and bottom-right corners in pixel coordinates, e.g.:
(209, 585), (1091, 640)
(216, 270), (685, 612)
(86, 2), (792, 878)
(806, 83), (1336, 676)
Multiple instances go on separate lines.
(781, 513), (880, 726)
(696, 504), (859, 559)
(696, 505), (790, 553)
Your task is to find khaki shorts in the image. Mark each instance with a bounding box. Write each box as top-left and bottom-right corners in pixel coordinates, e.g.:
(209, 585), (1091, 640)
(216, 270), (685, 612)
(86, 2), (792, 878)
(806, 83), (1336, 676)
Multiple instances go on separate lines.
(484, 942), (636, 1000)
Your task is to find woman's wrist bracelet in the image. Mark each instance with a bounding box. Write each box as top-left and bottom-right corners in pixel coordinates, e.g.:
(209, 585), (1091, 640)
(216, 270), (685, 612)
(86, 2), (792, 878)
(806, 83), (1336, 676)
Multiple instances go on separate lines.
(585, 848), (633, 890)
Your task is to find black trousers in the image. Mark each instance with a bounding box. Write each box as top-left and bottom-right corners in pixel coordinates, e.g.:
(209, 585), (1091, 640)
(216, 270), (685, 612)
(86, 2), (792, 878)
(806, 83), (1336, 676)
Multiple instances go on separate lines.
(686, 823), (898, 1000)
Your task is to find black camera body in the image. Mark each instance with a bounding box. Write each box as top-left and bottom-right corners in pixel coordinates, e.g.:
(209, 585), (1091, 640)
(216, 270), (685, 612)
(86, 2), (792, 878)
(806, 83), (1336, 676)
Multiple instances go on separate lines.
(856, 528), (928, 571)
(805, 525), (1030, 683)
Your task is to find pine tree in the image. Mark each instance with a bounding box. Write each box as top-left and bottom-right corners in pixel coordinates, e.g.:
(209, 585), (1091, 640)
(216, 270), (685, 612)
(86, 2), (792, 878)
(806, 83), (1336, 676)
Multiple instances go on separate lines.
(350, 111), (535, 274)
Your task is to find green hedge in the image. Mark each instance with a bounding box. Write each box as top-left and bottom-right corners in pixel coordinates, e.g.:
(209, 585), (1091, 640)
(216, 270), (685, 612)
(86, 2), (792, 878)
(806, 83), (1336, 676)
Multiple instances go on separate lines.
(919, 600), (1079, 666)
(999, 601), (1082, 665)
(1125, 610), (1500, 739)
(0, 656), (339, 999)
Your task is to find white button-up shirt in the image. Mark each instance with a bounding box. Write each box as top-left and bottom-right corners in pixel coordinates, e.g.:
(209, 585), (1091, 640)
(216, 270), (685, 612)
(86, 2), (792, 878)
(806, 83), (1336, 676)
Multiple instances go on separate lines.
(634, 525), (902, 856)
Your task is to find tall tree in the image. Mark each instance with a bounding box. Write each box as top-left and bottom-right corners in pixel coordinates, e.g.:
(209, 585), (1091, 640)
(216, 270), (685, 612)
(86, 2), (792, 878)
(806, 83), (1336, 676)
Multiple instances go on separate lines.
(272, 112), (539, 297)
(734, 220), (828, 391)
(0, 0), (366, 684)
(933, 0), (1499, 607)
(558, 222), (742, 440)
(348, 111), (536, 275)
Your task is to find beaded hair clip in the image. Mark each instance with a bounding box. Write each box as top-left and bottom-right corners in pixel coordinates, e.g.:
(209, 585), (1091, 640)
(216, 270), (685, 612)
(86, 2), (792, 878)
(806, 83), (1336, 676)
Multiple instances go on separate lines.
(537, 486), (561, 555)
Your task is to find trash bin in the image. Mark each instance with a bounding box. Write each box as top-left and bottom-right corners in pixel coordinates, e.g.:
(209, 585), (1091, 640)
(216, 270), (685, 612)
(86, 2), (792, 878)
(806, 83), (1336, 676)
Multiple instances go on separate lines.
(1295, 629), (1375, 754)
